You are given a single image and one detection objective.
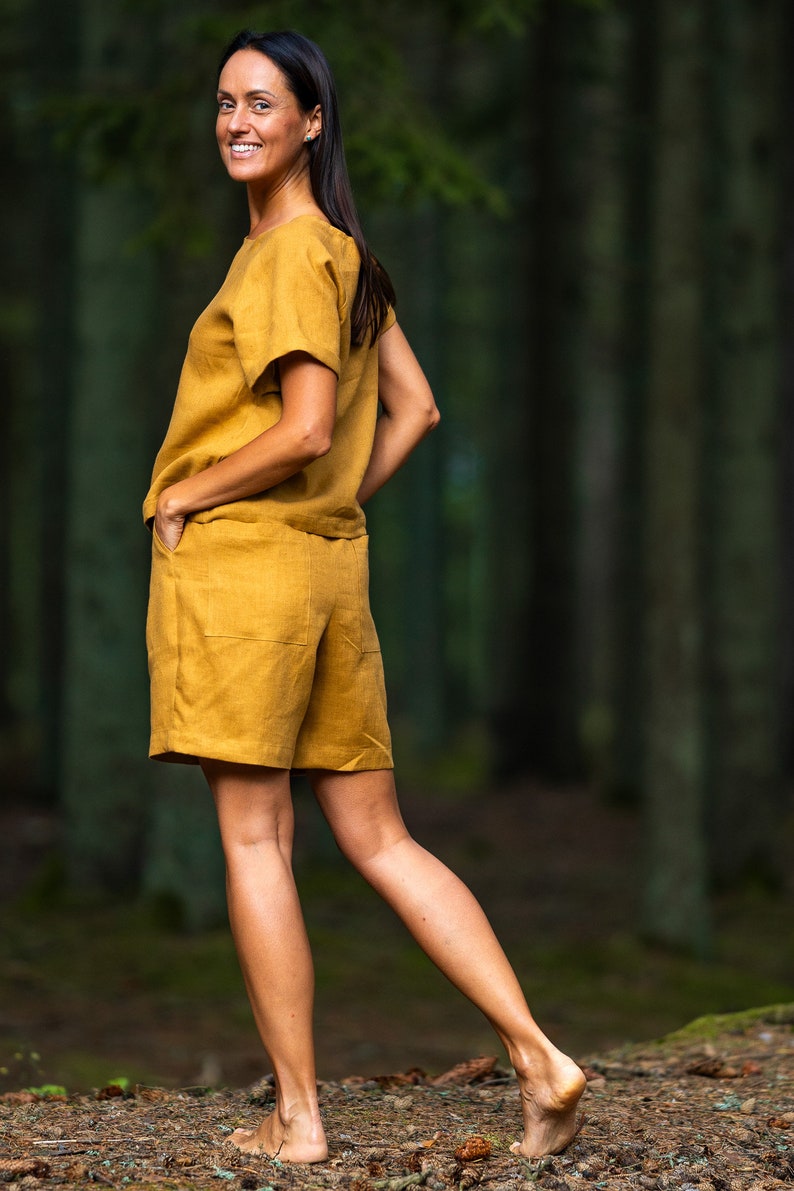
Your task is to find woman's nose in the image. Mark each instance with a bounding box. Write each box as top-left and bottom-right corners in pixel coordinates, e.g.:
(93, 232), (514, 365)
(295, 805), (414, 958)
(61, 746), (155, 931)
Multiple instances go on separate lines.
(228, 104), (250, 132)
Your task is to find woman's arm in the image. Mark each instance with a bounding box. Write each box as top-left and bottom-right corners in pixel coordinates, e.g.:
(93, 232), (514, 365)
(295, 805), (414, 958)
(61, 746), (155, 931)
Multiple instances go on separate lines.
(154, 351), (337, 549)
(357, 322), (440, 506)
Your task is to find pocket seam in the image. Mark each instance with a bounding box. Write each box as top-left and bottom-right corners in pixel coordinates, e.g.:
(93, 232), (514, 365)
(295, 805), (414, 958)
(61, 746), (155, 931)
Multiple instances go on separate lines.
(351, 536), (381, 654)
(204, 521), (310, 645)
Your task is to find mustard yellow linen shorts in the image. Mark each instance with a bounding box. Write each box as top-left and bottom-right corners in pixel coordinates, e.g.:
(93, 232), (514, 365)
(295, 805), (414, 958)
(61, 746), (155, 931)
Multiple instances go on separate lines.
(146, 515), (393, 771)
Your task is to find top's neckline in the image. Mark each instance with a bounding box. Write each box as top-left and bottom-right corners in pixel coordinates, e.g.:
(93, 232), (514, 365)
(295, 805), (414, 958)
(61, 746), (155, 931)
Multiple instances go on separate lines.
(243, 212), (338, 244)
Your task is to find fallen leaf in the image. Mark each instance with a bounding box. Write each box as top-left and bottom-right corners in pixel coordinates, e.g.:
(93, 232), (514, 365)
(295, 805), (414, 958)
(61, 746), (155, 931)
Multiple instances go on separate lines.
(0, 1158), (51, 1179)
(372, 1067), (426, 1089)
(135, 1085), (170, 1101)
(687, 1058), (740, 1078)
(432, 1056), (498, 1086)
(407, 1149), (424, 1172)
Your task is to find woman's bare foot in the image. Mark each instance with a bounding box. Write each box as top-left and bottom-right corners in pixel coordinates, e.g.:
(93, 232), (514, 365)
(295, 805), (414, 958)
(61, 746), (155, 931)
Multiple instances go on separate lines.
(509, 1049), (587, 1159)
(226, 1107), (328, 1164)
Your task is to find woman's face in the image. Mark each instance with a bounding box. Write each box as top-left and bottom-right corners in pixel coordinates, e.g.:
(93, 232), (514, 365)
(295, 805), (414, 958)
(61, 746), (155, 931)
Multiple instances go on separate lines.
(216, 49), (320, 188)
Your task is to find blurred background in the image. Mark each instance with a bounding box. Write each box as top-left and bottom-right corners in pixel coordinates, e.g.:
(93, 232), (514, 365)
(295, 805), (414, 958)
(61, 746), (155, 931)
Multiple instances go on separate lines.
(2, 0), (794, 1093)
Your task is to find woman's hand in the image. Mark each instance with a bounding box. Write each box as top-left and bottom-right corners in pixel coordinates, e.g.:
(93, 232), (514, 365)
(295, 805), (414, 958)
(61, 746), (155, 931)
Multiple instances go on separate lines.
(154, 492), (187, 552)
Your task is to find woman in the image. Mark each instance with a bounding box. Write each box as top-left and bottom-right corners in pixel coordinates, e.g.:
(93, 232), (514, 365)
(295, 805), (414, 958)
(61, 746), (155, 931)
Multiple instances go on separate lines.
(144, 28), (586, 1165)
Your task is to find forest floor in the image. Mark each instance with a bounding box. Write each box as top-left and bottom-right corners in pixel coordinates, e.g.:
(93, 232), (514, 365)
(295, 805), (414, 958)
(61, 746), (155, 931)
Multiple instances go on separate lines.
(1, 778), (794, 1187)
(1, 1007), (794, 1189)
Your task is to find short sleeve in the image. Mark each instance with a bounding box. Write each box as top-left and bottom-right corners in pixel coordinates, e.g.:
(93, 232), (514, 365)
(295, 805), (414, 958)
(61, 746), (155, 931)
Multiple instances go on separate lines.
(232, 225), (346, 390)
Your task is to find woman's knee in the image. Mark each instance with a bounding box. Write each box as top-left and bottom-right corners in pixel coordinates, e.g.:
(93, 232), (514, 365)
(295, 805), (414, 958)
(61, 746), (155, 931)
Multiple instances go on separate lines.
(335, 819), (409, 872)
(320, 795), (410, 871)
(201, 759), (294, 854)
(309, 769), (405, 853)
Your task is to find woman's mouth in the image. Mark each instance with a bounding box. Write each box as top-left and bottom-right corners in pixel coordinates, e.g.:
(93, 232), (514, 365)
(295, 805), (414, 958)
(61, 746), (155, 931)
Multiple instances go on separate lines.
(231, 143), (262, 156)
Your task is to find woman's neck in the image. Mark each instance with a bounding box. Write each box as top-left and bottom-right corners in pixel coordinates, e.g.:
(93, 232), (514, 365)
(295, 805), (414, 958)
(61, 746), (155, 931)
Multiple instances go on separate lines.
(246, 176), (324, 238)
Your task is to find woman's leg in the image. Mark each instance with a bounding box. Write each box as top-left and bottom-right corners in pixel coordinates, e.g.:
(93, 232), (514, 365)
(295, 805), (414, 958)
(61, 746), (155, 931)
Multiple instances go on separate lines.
(309, 768), (586, 1159)
(202, 759), (327, 1163)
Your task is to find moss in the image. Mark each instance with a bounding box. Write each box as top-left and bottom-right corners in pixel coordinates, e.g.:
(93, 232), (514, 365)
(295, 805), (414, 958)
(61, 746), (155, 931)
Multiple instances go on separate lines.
(656, 1002), (794, 1044)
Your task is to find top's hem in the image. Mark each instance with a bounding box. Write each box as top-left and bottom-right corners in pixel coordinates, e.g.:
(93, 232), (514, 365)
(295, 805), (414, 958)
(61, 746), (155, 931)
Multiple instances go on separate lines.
(141, 500), (367, 539)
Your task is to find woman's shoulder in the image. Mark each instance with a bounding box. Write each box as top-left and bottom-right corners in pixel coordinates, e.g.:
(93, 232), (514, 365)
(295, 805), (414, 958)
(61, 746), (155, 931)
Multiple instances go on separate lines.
(240, 215), (360, 296)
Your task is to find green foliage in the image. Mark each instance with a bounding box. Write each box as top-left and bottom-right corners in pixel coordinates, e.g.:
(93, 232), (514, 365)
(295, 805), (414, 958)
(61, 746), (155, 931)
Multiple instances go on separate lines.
(434, 0), (609, 36)
(434, 0), (540, 36)
(23, 0), (512, 257)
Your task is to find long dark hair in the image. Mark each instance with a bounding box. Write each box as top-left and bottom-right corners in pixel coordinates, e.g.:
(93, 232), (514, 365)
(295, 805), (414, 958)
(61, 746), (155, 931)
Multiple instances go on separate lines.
(218, 29), (395, 346)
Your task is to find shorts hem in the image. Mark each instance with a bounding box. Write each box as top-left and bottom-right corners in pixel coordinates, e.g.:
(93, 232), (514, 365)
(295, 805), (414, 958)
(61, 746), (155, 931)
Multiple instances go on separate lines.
(149, 736), (393, 772)
(293, 750), (394, 772)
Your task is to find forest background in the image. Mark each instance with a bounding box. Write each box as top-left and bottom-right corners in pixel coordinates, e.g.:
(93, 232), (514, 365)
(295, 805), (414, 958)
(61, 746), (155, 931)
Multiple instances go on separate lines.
(2, 0), (794, 1091)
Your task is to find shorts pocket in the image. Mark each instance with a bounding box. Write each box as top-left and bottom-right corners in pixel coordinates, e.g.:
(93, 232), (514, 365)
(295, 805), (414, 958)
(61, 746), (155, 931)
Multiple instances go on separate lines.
(350, 536), (381, 653)
(205, 521), (310, 644)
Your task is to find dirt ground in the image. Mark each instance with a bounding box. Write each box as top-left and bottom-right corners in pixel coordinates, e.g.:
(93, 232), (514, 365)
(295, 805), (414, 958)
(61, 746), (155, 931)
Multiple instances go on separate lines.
(2, 1008), (793, 1190)
(2, 780), (794, 1187)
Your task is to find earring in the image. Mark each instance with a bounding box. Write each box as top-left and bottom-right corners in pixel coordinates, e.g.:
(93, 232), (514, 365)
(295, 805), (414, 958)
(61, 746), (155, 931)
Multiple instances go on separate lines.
(305, 135), (312, 142)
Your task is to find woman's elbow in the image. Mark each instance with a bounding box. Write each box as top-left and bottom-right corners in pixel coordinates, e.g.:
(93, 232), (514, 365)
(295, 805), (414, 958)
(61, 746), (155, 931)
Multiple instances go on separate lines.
(403, 400), (439, 444)
(279, 417), (333, 464)
(301, 424), (334, 460)
(300, 431), (333, 460)
(418, 392), (441, 436)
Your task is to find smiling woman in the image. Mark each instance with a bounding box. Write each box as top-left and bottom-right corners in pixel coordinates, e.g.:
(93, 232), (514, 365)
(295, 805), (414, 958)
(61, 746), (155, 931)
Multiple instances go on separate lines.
(142, 27), (584, 1167)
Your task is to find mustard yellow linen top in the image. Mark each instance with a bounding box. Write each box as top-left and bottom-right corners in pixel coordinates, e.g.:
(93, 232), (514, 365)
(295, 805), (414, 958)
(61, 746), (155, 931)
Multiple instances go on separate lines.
(143, 215), (392, 538)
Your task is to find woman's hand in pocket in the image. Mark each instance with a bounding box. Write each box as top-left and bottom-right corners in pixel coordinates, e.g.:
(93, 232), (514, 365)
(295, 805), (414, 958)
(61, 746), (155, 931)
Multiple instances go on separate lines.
(154, 492), (187, 552)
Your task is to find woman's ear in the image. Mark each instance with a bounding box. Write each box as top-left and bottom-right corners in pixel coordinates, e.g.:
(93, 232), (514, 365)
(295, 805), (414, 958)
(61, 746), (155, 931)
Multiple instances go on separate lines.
(308, 104), (322, 139)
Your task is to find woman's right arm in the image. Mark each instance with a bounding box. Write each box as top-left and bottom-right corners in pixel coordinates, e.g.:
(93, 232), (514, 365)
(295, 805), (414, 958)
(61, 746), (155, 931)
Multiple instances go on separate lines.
(154, 350), (337, 549)
(357, 321), (440, 505)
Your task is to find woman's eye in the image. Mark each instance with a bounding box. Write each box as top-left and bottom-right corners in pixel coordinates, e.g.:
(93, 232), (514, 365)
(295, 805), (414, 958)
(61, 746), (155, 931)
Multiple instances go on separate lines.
(252, 101), (270, 112)
(217, 100), (234, 112)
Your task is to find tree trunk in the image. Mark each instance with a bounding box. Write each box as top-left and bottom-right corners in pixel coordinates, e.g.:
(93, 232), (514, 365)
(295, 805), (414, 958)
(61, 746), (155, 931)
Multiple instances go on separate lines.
(1, 0), (76, 798)
(437, 33), (532, 777)
(365, 12), (449, 764)
(571, 5), (632, 794)
(781, 0), (794, 783)
(641, 0), (711, 953)
(702, 0), (786, 886)
(60, 0), (159, 887)
(519, 2), (584, 780)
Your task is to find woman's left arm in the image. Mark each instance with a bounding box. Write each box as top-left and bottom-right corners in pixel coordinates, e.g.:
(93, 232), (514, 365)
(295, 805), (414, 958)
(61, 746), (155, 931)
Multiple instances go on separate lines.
(357, 321), (440, 506)
(154, 351), (337, 549)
